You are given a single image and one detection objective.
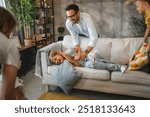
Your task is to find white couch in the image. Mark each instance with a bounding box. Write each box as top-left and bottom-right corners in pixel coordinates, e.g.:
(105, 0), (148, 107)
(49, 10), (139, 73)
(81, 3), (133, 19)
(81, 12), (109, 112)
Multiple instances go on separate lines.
(39, 35), (150, 98)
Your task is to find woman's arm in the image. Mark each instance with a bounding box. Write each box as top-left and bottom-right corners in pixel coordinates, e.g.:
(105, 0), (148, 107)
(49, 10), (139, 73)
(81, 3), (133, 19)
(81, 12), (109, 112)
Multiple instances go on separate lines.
(61, 53), (81, 67)
(0, 64), (17, 100)
(53, 50), (81, 67)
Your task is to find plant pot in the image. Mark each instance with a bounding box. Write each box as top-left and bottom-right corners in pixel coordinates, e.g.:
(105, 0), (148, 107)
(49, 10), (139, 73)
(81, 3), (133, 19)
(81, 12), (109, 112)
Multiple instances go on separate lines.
(18, 31), (24, 45)
(24, 39), (33, 46)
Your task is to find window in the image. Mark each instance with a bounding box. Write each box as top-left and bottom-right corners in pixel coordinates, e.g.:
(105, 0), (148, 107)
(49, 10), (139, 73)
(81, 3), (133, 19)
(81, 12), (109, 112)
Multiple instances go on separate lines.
(0, 0), (6, 8)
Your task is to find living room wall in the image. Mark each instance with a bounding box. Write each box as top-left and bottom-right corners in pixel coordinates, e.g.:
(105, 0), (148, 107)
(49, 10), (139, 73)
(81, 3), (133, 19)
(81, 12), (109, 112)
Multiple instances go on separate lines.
(54, 0), (145, 41)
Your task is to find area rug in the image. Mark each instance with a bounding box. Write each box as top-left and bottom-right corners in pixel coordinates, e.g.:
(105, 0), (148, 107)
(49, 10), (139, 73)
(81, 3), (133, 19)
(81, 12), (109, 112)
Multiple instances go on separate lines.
(38, 92), (93, 100)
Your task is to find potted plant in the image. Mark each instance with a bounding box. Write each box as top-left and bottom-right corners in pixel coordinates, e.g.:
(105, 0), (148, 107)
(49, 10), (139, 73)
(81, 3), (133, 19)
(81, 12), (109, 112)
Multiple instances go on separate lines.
(57, 26), (65, 41)
(6, 0), (36, 45)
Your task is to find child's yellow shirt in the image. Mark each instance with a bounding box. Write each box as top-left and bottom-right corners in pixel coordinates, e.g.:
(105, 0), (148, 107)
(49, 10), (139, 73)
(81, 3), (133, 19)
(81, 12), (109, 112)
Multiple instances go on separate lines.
(145, 9), (150, 28)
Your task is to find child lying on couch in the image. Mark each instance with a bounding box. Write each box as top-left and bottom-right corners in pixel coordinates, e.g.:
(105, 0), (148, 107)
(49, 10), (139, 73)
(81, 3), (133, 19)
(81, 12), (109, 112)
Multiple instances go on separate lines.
(48, 48), (127, 73)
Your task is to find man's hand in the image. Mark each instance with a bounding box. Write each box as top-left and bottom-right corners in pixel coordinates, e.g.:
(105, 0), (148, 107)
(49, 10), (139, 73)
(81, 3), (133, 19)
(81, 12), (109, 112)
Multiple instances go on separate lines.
(81, 46), (93, 59)
(74, 54), (80, 61)
(74, 45), (80, 53)
(81, 51), (87, 59)
(73, 45), (81, 61)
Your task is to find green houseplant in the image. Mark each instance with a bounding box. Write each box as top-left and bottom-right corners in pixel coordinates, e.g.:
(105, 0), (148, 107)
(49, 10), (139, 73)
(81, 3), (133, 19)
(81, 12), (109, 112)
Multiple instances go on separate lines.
(7, 0), (36, 45)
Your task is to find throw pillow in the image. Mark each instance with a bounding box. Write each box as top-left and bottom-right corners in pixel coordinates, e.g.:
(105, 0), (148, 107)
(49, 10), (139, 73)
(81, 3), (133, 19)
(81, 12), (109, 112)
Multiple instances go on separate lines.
(52, 60), (82, 94)
(128, 43), (148, 70)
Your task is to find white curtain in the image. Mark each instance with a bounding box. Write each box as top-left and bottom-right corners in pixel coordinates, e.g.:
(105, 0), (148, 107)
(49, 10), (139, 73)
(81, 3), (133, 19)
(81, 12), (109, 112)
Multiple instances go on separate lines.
(0, 0), (6, 7)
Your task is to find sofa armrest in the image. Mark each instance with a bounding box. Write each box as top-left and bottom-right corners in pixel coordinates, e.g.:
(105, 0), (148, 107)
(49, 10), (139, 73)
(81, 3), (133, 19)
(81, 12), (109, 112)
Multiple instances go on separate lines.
(41, 52), (48, 79)
(40, 42), (62, 77)
(35, 41), (62, 78)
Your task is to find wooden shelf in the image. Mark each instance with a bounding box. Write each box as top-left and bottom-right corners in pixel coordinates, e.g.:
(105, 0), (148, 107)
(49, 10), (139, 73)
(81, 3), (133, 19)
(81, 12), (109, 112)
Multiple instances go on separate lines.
(18, 44), (36, 51)
(34, 0), (55, 49)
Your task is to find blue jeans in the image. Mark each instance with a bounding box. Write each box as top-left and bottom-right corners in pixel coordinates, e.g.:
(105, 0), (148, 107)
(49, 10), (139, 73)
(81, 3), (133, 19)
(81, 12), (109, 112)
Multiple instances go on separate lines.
(84, 57), (121, 71)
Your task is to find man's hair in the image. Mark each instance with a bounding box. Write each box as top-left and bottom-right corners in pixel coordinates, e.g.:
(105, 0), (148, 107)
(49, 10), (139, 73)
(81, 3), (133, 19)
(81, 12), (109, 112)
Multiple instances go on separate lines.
(0, 6), (17, 34)
(65, 4), (79, 12)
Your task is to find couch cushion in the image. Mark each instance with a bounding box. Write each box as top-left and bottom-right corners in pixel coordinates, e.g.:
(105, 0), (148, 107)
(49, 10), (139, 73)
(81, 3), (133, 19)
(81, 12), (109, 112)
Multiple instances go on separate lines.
(62, 35), (89, 52)
(76, 67), (110, 81)
(111, 70), (150, 86)
(110, 38), (142, 65)
(51, 60), (81, 94)
(94, 38), (112, 60)
(48, 65), (58, 75)
(128, 38), (143, 59)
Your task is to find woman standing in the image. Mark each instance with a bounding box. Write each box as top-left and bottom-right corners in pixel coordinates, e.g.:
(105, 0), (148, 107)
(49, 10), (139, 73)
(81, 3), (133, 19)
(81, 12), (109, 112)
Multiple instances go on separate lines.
(0, 7), (20, 99)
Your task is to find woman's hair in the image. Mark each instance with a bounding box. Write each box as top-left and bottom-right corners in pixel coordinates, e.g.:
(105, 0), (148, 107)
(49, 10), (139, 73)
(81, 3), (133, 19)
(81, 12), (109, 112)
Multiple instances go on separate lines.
(48, 50), (59, 64)
(65, 4), (79, 12)
(0, 6), (17, 34)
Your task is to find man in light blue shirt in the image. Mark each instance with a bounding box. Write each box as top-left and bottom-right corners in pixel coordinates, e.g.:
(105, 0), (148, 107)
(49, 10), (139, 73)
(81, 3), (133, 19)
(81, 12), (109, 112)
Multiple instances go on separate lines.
(65, 4), (98, 61)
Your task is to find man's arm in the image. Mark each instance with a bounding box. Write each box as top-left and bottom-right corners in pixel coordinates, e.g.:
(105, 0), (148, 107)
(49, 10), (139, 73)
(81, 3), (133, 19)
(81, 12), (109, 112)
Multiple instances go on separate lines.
(74, 45), (81, 61)
(66, 20), (80, 46)
(81, 16), (98, 58)
(66, 20), (82, 60)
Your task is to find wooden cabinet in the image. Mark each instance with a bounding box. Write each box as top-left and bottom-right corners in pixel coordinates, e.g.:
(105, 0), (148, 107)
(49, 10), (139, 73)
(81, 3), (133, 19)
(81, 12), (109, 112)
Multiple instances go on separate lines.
(17, 44), (37, 77)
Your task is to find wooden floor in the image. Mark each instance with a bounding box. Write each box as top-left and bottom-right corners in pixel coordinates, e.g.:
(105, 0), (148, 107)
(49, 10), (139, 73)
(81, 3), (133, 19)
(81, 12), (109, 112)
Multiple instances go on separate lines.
(38, 92), (93, 100)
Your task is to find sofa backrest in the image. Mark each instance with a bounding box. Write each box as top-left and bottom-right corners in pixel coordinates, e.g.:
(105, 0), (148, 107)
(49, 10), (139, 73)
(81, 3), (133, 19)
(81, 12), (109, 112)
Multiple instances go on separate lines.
(109, 38), (142, 64)
(62, 35), (143, 65)
(62, 35), (89, 51)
